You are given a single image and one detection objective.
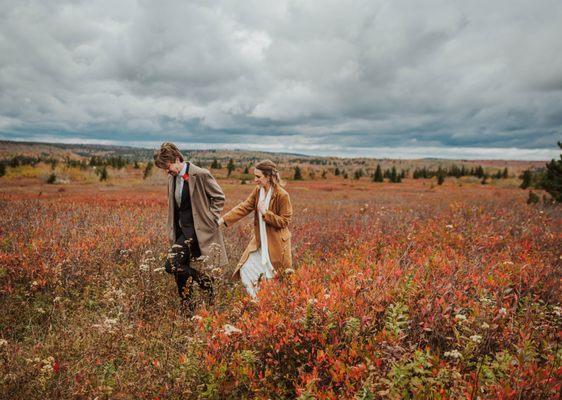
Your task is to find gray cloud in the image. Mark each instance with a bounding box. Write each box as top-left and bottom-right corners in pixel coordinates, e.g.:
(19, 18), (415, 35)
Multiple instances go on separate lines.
(0, 0), (561, 159)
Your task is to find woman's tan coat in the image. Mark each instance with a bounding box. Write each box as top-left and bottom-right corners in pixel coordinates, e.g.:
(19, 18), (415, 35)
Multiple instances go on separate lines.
(223, 185), (292, 277)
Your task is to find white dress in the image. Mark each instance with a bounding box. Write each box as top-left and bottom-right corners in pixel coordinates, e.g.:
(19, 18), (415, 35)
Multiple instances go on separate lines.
(240, 249), (276, 298)
(240, 187), (276, 298)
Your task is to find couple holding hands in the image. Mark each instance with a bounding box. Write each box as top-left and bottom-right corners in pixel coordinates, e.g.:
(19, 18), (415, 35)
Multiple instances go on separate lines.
(153, 142), (292, 310)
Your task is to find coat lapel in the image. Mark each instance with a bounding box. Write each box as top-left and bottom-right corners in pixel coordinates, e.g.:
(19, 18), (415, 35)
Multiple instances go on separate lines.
(168, 175), (175, 209)
(187, 163), (199, 199)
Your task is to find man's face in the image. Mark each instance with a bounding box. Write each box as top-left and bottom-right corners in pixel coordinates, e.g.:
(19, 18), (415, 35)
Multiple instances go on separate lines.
(165, 158), (183, 176)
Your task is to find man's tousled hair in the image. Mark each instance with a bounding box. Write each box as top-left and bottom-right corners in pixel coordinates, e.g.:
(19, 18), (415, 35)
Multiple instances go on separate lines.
(154, 142), (184, 169)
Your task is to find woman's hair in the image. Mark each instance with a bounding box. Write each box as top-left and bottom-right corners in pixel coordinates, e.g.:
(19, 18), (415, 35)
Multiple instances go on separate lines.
(255, 159), (284, 187)
(153, 142), (184, 169)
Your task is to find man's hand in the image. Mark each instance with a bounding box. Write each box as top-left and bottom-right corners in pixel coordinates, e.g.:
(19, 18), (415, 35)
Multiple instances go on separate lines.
(218, 217), (224, 226)
(258, 200), (267, 215)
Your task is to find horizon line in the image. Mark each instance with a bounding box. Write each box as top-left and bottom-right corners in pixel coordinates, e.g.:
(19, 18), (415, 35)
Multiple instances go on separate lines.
(0, 137), (558, 162)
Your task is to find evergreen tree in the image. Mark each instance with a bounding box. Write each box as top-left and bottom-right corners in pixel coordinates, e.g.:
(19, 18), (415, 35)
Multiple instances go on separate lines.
(527, 191), (539, 204)
(321, 170), (327, 179)
(0, 161), (6, 177)
(243, 165), (249, 174)
(541, 141), (562, 202)
(520, 169), (532, 189)
(227, 158), (236, 177)
(99, 166), (108, 181)
(437, 166), (445, 185)
(450, 164), (461, 177)
(502, 167), (508, 179)
(354, 169), (363, 180)
(373, 164), (384, 182)
(47, 173), (57, 184)
(143, 161), (153, 179)
(134, 161), (140, 169)
(293, 166), (303, 180)
(389, 166), (398, 182)
(9, 156), (20, 168)
(475, 165), (485, 178)
(334, 167), (340, 176)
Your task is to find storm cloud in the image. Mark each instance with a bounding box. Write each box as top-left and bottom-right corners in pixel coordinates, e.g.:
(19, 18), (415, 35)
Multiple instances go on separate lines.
(1, 0), (561, 159)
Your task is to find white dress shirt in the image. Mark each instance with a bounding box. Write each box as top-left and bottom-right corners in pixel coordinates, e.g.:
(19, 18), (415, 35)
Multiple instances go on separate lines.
(174, 162), (188, 207)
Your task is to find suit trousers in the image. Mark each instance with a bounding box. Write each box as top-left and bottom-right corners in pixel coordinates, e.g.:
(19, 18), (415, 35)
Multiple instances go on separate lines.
(174, 228), (213, 303)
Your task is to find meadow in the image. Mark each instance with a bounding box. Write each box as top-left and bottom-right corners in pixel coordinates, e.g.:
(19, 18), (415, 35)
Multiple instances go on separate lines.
(0, 170), (560, 399)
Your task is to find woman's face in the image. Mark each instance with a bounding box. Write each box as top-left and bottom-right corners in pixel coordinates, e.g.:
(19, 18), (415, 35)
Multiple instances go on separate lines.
(253, 168), (269, 187)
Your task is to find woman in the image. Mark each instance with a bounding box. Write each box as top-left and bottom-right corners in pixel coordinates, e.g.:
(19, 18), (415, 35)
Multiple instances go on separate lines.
(218, 160), (292, 297)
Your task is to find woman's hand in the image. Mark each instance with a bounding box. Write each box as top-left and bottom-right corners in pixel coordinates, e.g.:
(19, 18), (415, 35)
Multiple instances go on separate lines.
(218, 217), (224, 226)
(258, 200), (267, 215)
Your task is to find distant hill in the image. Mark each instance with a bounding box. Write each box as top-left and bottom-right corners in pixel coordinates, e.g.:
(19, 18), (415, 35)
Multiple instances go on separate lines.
(0, 140), (311, 163)
(0, 139), (547, 176)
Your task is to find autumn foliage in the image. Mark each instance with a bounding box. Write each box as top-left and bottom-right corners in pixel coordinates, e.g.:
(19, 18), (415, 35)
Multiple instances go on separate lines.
(0, 178), (560, 399)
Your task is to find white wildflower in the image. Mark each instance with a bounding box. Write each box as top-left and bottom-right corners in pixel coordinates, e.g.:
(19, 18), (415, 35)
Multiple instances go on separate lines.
(139, 264), (149, 272)
(0, 339), (7, 347)
(470, 334), (483, 343)
(444, 350), (462, 359)
(455, 314), (467, 322)
(223, 324), (242, 336)
(499, 307), (507, 315)
(284, 268), (295, 275)
(479, 296), (493, 306)
(445, 224), (454, 229)
(153, 267), (165, 273)
(552, 306), (561, 317)
(191, 315), (203, 322)
(481, 322), (490, 329)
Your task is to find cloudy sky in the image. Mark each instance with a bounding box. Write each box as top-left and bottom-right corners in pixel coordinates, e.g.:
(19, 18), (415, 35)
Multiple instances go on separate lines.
(1, 0), (561, 159)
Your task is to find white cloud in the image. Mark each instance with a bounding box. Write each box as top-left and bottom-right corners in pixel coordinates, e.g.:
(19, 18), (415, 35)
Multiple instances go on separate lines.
(0, 0), (561, 158)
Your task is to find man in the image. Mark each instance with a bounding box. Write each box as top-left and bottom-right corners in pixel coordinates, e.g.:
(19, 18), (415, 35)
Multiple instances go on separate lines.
(153, 142), (228, 311)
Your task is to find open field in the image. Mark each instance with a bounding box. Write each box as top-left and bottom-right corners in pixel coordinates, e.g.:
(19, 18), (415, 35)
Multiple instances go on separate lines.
(0, 171), (560, 398)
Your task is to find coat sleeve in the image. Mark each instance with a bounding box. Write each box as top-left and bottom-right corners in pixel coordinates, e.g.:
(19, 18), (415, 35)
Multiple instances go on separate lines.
(263, 192), (292, 229)
(223, 187), (259, 226)
(203, 171), (225, 222)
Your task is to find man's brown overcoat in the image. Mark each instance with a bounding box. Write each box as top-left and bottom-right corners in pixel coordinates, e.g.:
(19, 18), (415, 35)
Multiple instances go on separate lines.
(166, 163), (228, 267)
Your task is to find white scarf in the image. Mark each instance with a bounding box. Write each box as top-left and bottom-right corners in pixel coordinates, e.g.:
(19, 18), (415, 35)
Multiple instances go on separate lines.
(258, 186), (273, 266)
